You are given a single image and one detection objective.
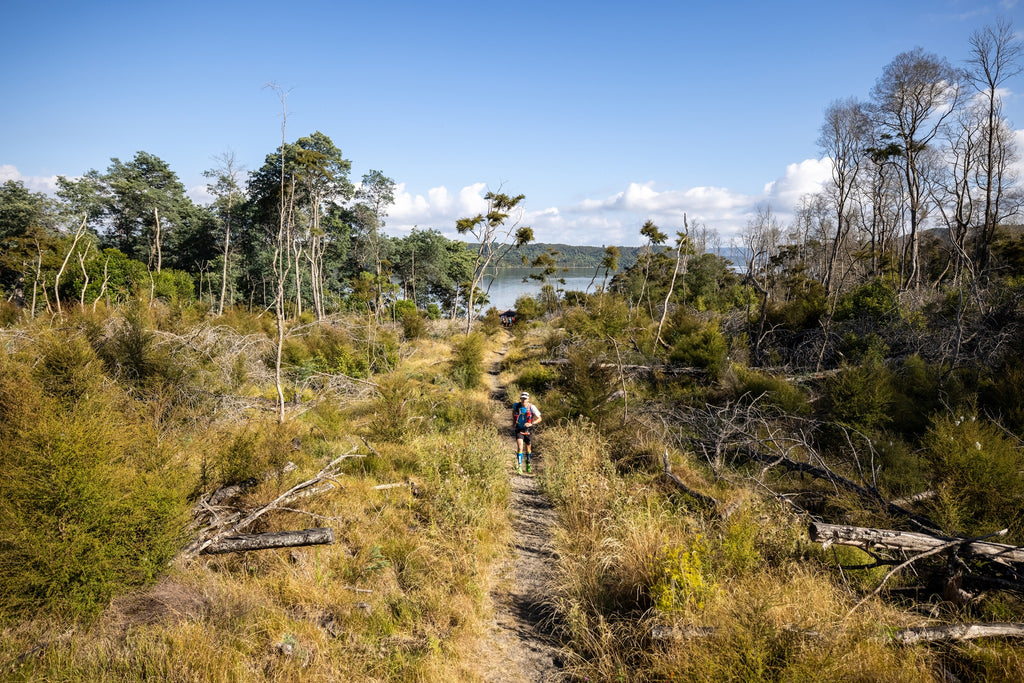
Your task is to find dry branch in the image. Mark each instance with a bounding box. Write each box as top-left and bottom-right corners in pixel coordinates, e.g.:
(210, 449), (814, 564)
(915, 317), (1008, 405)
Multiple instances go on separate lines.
(182, 449), (365, 560)
(200, 527), (335, 554)
(661, 450), (718, 510)
(540, 359), (706, 376)
(731, 444), (939, 531)
(892, 622), (1024, 644)
(809, 523), (1024, 564)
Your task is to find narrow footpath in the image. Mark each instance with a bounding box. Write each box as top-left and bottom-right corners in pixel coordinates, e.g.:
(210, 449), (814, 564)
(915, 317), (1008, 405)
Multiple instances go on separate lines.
(472, 334), (563, 682)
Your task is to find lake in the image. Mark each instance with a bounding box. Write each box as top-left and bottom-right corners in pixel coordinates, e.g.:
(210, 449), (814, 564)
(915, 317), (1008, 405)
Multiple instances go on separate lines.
(481, 267), (601, 311)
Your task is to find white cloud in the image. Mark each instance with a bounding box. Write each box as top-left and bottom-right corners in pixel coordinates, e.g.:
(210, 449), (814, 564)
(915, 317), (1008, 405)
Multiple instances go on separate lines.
(0, 164), (60, 194)
(189, 184), (214, 205)
(387, 181), (493, 236)
(382, 159), (836, 246)
(1012, 128), (1024, 184)
(762, 158), (831, 207)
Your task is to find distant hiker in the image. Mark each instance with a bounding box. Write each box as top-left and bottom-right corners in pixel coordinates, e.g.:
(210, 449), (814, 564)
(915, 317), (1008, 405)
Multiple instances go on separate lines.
(512, 391), (542, 474)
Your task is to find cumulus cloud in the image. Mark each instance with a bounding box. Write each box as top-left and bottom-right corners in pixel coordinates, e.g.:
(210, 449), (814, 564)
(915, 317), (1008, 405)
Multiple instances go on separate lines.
(544, 160), (831, 245)
(0, 164), (60, 193)
(387, 181), (493, 236)
(381, 157), (837, 246)
(762, 158), (831, 208)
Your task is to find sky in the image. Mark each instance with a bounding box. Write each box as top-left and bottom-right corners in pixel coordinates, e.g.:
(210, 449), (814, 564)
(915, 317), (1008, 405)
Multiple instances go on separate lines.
(2, 0), (1023, 247)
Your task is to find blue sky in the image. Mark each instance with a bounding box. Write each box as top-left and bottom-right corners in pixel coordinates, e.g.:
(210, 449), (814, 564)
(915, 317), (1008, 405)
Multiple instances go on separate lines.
(2, 0), (1022, 246)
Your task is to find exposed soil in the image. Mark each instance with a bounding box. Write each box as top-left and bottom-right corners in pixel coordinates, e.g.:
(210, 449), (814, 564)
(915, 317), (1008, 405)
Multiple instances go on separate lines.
(472, 334), (564, 682)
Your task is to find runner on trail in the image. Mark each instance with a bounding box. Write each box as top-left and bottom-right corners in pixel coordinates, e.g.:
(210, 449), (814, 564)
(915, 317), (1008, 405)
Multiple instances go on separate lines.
(512, 391), (542, 474)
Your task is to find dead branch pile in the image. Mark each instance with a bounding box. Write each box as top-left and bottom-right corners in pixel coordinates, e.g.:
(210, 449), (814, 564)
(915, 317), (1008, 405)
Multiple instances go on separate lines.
(181, 448), (365, 560)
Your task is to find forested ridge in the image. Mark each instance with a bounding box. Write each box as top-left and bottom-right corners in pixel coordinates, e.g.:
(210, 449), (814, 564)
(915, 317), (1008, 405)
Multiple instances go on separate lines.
(4, 20), (1024, 681)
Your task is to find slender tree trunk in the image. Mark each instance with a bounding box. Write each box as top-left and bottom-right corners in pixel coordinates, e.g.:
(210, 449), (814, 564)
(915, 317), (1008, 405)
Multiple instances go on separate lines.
(77, 247), (90, 309)
(219, 200), (231, 315)
(656, 217), (689, 348)
(153, 207), (162, 273)
(93, 255), (109, 312)
(54, 217), (87, 317)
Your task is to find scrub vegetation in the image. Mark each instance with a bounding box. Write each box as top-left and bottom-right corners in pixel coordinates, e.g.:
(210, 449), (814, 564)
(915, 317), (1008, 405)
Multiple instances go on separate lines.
(4, 17), (1024, 681)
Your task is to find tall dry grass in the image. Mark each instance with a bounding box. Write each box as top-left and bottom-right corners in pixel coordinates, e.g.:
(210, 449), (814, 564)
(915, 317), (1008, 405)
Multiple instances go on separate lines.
(537, 421), (941, 682)
(2, 309), (516, 681)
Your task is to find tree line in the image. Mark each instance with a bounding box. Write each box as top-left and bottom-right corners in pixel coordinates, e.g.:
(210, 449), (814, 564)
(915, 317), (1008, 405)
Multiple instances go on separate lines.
(0, 135), (531, 323)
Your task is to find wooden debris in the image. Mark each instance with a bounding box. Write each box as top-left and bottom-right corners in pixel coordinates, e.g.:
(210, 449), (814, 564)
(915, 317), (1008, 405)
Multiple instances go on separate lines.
(200, 527), (335, 555)
(892, 622), (1024, 644)
(661, 450), (719, 510)
(809, 523), (1024, 564)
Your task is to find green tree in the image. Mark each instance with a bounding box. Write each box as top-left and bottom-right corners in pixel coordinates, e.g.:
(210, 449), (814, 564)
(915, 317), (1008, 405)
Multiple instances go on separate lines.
(99, 152), (203, 271)
(871, 48), (961, 288)
(0, 181), (57, 302)
(455, 190), (533, 331)
(352, 170), (396, 313)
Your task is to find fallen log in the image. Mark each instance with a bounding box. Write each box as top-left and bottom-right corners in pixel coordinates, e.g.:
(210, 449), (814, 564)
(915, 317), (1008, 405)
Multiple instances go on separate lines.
(539, 359), (706, 376)
(890, 490), (938, 507)
(182, 449), (363, 560)
(809, 523), (1024, 564)
(200, 527), (335, 555)
(892, 622), (1024, 645)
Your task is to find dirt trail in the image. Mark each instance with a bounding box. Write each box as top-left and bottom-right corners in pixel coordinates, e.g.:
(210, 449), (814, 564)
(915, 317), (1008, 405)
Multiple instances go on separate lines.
(472, 334), (564, 682)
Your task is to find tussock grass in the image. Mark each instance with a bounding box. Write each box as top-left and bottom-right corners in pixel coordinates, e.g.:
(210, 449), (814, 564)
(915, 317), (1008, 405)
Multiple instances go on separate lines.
(538, 420), (942, 682)
(2, 310), (516, 681)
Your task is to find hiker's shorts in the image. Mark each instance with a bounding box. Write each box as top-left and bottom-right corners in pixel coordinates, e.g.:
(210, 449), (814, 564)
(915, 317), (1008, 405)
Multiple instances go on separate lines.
(515, 428), (533, 446)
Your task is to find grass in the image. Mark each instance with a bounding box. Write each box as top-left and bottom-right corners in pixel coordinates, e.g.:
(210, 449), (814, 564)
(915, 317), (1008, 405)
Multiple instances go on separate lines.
(7, 305), (1024, 681)
(1, 309), (515, 681)
(536, 421), (942, 682)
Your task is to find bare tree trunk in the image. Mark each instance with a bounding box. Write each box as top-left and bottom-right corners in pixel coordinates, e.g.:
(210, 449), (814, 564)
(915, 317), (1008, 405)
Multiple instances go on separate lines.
(809, 522), (1024, 563)
(153, 207), (162, 273)
(893, 623), (1024, 645)
(92, 254), (110, 312)
(77, 246), (90, 309)
(655, 217), (690, 348)
(54, 217), (87, 317)
(31, 242), (42, 317)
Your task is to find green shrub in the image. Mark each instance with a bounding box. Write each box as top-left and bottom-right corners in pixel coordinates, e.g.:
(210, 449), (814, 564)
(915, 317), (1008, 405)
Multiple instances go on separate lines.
(557, 344), (619, 426)
(0, 387), (186, 622)
(479, 307), (502, 335)
(834, 278), (898, 323)
(837, 331), (890, 364)
(0, 300), (20, 327)
(513, 295), (540, 322)
(668, 318), (729, 378)
(825, 358), (896, 431)
(34, 331), (104, 406)
(560, 296), (631, 340)
(425, 303), (441, 320)
(651, 538), (713, 614)
(890, 354), (941, 436)
(98, 306), (179, 388)
(515, 362), (558, 395)
(768, 273), (827, 329)
(450, 333), (485, 390)
(370, 374), (425, 442)
(731, 366), (810, 415)
(922, 413), (1024, 540)
(400, 308), (425, 339)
